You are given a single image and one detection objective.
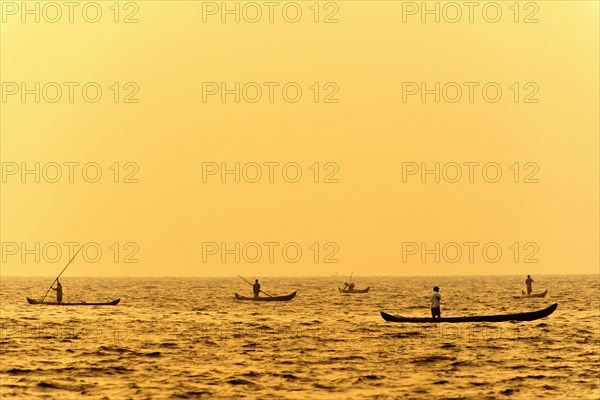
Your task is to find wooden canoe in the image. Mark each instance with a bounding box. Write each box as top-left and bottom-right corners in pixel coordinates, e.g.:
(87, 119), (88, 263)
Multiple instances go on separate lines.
(520, 289), (548, 298)
(338, 286), (370, 294)
(381, 303), (557, 323)
(27, 298), (120, 306)
(234, 292), (297, 302)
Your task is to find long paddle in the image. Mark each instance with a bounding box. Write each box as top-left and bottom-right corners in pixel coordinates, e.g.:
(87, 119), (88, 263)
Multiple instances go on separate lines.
(40, 246), (82, 303)
(237, 275), (273, 297)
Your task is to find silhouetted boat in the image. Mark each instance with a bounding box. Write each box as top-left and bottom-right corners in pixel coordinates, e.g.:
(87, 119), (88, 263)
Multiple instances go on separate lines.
(380, 303), (557, 323)
(338, 286), (370, 294)
(520, 289), (547, 298)
(27, 298), (120, 306)
(234, 292), (296, 302)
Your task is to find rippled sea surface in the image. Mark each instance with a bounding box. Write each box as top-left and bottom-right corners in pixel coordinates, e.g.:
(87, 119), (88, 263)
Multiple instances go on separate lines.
(1, 275), (599, 399)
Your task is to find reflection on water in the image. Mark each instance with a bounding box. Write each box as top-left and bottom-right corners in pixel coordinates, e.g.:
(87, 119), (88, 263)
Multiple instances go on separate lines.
(1, 275), (599, 399)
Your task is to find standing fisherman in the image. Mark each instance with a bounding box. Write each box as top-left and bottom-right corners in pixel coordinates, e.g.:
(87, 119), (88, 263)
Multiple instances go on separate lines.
(253, 279), (261, 298)
(52, 280), (63, 303)
(525, 275), (534, 294)
(430, 286), (441, 318)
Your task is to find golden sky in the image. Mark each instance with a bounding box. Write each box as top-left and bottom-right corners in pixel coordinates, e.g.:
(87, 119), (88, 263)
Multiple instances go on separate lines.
(1, 1), (598, 276)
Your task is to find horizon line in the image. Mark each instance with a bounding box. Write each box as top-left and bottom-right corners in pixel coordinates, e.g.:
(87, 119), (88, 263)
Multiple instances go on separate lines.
(2, 273), (598, 278)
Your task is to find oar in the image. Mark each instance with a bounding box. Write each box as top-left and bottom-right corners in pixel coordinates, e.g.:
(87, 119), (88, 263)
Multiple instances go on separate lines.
(349, 272), (353, 283)
(237, 275), (273, 297)
(40, 247), (82, 303)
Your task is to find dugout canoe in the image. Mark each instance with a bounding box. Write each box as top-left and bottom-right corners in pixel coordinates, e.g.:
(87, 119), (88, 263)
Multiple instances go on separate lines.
(338, 286), (370, 294)
(520, 289), (548, 298)
(380, 303), (557, 323)
(234, 291), (297, 302)
(27, 298), (120, 306)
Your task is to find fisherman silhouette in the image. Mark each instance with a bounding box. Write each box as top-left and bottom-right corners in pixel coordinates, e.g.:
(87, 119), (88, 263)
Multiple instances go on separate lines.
(525, 275), (534, 294)
(51, 280), (63, 303)
(430, 286), (441, 318)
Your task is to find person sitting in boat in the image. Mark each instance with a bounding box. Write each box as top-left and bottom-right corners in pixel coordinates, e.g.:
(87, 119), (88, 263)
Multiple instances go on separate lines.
(430, 286), (441, 318)
(525, 275), (534, 294)
(343, 282), (349, 290)
(52, 280), (63, 303)
(348, 282), (355, 291)
(253, 279), (261, 298)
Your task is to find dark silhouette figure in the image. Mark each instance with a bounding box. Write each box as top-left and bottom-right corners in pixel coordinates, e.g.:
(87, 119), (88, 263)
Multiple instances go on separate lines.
(526, 275), (534, 294)
(430, 286), (441, 318)
(343, 282), (349, 290)
(348, 282), (355, 291)
(52, 280), (63, 303)
(253, 279), (261, 298)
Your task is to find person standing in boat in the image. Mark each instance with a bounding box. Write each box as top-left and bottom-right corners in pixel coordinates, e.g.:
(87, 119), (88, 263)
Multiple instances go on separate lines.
(253, 279), (261, 298)
(525, 275), (534, 294)
(52, 280), (63, 303)
(430, 286), (441, 318)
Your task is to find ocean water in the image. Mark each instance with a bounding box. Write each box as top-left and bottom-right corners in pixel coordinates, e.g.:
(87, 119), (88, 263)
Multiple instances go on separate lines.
(1, 275), (598, 399)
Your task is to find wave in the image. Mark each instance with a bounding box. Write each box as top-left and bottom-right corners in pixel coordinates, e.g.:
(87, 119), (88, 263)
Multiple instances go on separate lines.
(36, 381), (61, 389)
(226, 378), (256, 385)
(411, 355), (456, 364)
(5, 368), (33, 375)
(275, 373), (299, 380)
